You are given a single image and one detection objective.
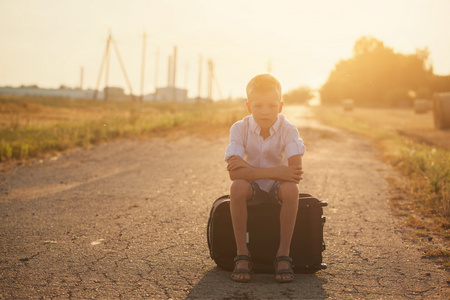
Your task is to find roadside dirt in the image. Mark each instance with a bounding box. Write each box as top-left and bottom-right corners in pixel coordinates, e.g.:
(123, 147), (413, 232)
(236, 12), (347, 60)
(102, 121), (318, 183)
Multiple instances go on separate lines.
(0, 106), (449, 299)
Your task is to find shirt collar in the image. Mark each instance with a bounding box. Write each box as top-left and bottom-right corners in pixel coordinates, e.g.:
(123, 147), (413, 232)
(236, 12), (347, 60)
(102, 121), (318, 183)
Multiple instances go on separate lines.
(249, 115), (260, 135)
(270, 114), (282, 135)
(249, 114), (282, 136)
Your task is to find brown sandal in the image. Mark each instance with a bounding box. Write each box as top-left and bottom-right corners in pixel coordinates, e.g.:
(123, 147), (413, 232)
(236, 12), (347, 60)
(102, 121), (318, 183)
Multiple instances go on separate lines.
(274, 256), (294, 283)
(231, 254), (253, 283)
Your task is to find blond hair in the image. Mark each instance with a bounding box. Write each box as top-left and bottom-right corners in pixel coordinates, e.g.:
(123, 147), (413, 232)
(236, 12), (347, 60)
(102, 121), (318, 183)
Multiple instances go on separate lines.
(246, 74), (282, 101)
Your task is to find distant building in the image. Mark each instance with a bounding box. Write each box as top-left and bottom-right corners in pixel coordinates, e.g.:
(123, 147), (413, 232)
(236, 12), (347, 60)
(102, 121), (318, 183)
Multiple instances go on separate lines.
(101, 86), (133, 100)
(0, 85), (195, 103)
(142, 93), (156, 101)
(156, 87), (188, 102)
(0, 86), (99, 99)
(143, 87), (188, 102)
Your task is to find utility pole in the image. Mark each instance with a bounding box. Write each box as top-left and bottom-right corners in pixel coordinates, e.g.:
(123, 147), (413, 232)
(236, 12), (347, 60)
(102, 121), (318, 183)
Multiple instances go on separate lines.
(197, 54), (202, 102)
(80, 66), (84, 90)
(140, 30), (147, 102)
(94, 30), (111, 100)
(154, 47), (159, 100)
(93, 29), (134, 101)
(172, 46), (177, 101)
(111, 37), (133, 99)
(205, 59), (222, 101)
(207, 59), (213, 101)
(105, 32), (111, 100)
(168, 55), (172, 87)
(184, 62), (189, 90)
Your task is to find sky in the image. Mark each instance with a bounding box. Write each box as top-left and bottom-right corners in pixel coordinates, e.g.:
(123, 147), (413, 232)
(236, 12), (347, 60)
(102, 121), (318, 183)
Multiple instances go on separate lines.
(1, 0), (450, 99)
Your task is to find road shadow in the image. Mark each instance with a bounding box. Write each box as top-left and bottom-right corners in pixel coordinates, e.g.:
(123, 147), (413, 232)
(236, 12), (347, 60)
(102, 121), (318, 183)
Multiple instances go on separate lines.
(186, 267), (328, 299)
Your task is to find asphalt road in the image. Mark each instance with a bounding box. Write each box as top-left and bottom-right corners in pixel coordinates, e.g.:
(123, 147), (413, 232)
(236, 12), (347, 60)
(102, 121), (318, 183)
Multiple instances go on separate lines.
(0, 106), (448, 299)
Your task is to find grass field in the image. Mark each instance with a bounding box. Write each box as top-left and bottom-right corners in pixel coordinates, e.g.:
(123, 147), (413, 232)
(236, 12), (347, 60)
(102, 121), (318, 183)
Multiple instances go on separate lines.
(0, 95), (248, 163)
(312, 105), (450, 268)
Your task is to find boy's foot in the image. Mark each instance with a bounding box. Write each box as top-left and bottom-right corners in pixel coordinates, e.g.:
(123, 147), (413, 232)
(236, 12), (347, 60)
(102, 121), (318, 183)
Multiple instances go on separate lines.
(274, 256), (294, 283)
(231, 254), (252, 283)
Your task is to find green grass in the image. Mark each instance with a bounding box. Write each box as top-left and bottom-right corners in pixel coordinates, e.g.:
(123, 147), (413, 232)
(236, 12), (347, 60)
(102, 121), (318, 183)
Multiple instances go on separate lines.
(0, 96), (247, 163)
(422, 248), (450, 269)
(312, 105), (450, 228)
(397, 145), (450, 222)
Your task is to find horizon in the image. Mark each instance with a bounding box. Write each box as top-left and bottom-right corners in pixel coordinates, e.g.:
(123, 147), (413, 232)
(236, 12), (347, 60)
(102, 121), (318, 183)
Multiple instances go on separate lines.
(1, 0), (450, 99)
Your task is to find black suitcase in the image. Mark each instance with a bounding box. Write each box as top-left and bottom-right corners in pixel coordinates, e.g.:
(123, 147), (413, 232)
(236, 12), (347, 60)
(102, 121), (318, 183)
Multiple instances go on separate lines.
(207, 193), (327, 273)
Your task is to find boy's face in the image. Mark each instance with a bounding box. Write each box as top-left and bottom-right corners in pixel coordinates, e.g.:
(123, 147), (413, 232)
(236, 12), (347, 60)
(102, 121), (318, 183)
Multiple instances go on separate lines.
(246, 90), (283, 129)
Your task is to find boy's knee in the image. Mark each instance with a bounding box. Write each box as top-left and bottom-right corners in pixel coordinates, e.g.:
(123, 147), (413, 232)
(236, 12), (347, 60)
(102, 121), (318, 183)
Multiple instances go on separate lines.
(230, 179), (253, 201)
(278, 182), (298, 204)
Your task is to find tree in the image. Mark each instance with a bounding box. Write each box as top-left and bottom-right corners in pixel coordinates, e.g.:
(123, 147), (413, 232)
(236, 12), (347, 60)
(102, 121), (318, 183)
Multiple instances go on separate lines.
(283, 86), (314, 104)
(320, 36), (433, 107)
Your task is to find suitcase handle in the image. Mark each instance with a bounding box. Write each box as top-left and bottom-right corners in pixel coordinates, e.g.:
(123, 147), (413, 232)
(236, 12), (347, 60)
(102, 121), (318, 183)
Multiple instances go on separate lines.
(207, 204), (214, 258)
(299, 193), (328, 207)
(301, 200), (328, 208)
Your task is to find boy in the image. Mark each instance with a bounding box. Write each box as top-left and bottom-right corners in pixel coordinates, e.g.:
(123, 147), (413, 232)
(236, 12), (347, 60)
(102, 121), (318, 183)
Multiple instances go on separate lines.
(225, 74), (305, 283)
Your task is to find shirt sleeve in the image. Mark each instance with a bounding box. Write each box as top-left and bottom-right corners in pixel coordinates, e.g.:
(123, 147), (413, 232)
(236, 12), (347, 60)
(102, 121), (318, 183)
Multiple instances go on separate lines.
(224, 121), (246, 162)
(285, 125), (306, 159)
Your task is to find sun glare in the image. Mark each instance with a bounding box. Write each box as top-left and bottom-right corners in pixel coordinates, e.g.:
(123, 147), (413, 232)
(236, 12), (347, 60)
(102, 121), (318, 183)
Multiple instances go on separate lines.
(0, 0), (449, 99)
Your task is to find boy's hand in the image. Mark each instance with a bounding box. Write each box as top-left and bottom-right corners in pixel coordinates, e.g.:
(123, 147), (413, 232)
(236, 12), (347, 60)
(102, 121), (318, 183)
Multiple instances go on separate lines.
(227, 156), (252, 171)
(275, 165), (303, 184)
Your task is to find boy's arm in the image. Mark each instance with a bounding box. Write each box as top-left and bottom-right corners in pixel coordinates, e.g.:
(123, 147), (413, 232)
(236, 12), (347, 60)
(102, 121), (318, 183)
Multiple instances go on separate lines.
(227, 155), (303, 183)
(288, 154), (302, 168)
(287, 154), (303, 182)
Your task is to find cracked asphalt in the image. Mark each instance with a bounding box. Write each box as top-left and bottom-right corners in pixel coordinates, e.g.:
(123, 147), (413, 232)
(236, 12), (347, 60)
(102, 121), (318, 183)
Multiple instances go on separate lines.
(0, 106), (449, 299)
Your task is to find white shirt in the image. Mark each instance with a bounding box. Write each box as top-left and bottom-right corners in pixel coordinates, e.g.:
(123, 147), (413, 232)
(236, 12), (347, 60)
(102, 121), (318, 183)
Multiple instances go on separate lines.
(225, 114), (305, 192)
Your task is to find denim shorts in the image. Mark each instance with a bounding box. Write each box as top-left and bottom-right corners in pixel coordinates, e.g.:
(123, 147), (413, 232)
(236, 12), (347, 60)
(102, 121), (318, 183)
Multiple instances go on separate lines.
(248, 181), (282, 205)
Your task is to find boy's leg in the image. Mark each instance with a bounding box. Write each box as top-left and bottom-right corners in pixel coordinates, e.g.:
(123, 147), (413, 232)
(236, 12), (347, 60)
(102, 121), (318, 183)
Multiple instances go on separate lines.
(276, 182), (299, 281)
(229, 179), (254, 281)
